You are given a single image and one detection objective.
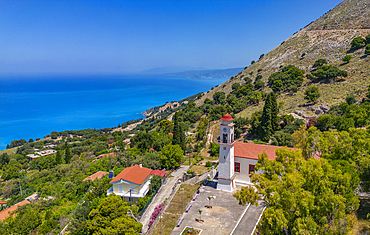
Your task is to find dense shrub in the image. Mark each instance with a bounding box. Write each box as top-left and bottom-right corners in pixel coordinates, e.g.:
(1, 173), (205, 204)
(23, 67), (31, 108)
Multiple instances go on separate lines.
(308, 65), (348, 82)
(312, 58), (327, 68)
(268, 65), (304, 93)
(254, 81), (265, 90)
(350, 36), (366, 50)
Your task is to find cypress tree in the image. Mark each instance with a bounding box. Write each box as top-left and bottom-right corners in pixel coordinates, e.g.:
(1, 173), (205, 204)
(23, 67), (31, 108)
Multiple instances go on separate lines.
(270, 92), (279, 131)
(55, 150), (62, 164)
(172, 112), (181, 146)
(179, 124), (186, 153)
(259, 93), (272, 142)
(64, 142), (71, 164)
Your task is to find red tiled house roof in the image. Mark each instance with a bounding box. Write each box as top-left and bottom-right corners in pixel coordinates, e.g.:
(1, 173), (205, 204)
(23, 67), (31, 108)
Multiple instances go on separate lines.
(83, 171), (108, 181)
(151, 170), (166, 177)
(97, 152), (117, 158)
(0, 200), (31, 221)
(110, 165), (152, 185)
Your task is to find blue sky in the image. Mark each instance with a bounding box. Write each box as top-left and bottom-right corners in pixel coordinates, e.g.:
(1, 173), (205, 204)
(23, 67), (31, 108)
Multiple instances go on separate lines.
(0, 0), (343, 75)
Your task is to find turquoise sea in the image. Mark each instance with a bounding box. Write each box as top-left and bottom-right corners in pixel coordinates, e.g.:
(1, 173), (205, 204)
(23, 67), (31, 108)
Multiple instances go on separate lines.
(0, 75), (227, 150)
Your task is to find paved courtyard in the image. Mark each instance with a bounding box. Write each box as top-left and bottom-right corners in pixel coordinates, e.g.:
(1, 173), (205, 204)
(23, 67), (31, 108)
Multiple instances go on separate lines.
(171, 181), (248, 235)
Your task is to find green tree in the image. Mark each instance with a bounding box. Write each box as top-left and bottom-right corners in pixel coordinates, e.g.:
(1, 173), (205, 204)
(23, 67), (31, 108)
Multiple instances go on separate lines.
(270, 92), (279, 131)
(350, 36), (365, 50)
(346, 94), (356, 105)
(226, 93), (237, 105)
(342, 54), (352, 63)
(271, 79), (283, 93)
(254, 81), (265, 89)
(259, 93), (273, 142)
(310, 65), (348, 81)
(213, 91), (226, 104)
(158, 120), (173, 133)
(172, 112), (181, 146)
(304, 86), (320, 103)
(316, 114), (334, 131)
(312, 58), (327, 68)
(149, 175), (162, 192)
(55, 150), (62, 164)
(255, 75), (263, 81)
(204, 98), (213, 105)
(233, 148), (359, 234)
(159, 144), (184, 169)
(365, 44), (370, 55)
(244, 77), (252, 84)
(366, 34), (370, 44)
(231, 83), (241, 91)
(64, 141), (72, 164)
(86, 194), (142, 234)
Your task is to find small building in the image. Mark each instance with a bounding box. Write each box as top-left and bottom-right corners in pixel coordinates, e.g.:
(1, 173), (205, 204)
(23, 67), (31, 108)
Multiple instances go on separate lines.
(107, 164), (166, 202)
(0, 199), (31, 221)
(150, 169), (167, 184)
(107, 164), (153, 202)
(123, 138), (131, 145)
(27, 153), (40, 161)
(97, 152), (117, 158)
(83, 171), (108, 182)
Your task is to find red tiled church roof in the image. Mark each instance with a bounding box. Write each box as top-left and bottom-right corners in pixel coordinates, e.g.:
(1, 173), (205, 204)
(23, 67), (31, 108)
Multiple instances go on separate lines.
(221, 113), (233, 121)
(83, 171), (108, 182)
(110, 165), (152, 185)
(234, 142), (295, 160)
(0, 200), (31, 221)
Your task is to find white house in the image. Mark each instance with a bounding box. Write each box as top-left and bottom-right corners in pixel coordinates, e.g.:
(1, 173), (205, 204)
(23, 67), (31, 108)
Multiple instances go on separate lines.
(107, 164), (166, 202)
(217, 113), (295, 192)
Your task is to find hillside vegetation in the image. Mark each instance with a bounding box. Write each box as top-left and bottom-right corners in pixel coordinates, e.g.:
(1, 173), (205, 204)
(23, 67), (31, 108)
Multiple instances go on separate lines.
(196, 0), (370, 118)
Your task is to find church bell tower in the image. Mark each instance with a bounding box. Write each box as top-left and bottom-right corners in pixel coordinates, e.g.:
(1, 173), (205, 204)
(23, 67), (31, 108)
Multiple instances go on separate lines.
(217, 113), (236, 192)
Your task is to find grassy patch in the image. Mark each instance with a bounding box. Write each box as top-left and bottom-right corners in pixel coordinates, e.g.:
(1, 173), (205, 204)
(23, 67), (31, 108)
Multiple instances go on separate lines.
(181, 226), (201, 234)
(189, 165), (209, 175)
(152, 184), (199, 235)
(0, 147), (18, 155)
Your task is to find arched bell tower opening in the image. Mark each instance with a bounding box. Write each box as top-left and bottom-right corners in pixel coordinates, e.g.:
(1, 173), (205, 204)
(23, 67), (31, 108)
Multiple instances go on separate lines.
(217, 113), (236, 192)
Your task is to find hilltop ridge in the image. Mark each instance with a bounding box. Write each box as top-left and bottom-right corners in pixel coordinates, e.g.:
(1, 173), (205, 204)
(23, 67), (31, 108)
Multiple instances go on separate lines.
(195, 0), (370, 117)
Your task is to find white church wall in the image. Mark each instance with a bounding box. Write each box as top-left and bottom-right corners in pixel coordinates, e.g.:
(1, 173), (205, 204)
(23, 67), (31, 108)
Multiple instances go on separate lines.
(234, 157), (258, 184)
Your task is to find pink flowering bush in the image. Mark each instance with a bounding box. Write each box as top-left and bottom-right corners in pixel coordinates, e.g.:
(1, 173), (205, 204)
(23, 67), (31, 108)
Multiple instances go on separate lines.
(147, 203), (164, 230)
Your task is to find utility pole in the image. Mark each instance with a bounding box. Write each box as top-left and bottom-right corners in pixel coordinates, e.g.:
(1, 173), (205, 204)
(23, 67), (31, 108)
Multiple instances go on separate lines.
(130, 189), (132, 211)
(19, 180), (22, 196)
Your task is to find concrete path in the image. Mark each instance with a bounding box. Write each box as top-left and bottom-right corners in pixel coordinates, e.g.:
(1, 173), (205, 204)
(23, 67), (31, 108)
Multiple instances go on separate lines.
(140, 165), (190, 233)
(231, 201), (265, 235)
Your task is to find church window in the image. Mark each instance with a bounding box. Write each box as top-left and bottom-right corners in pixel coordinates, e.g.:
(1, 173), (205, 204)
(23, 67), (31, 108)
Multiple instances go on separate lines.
(224, 156), (226, 159)
(235, 162), (240, 173)
(249, 164), (255, 174)
(223, 134), (228, 143)
(223, 147), (226, 150)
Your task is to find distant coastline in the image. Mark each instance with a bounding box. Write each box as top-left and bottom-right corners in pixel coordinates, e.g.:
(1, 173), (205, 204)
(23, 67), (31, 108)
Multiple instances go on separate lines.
(0, 75), (227, 150)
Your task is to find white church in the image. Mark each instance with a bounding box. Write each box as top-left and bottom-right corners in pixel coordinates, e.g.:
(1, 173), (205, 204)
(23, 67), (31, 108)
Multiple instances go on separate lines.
(217, 113), (292, 192)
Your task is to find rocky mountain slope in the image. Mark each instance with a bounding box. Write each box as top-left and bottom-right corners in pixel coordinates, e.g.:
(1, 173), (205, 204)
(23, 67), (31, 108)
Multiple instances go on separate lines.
(196, 0), (370, 118)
